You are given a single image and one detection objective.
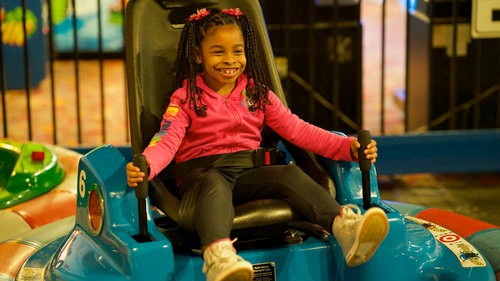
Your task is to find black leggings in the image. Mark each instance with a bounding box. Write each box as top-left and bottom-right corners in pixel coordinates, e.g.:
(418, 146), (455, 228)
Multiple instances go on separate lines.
(178, 165), (341, 247)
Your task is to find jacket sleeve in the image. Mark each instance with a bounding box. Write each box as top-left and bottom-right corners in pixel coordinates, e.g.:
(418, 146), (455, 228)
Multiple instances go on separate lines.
(264, 91), (356, 162)
(142, 93), (190, 179)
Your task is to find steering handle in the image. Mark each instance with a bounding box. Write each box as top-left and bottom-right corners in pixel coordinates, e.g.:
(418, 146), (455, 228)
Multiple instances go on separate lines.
(133, 154), (149, 239)
(358, 130), (371, 172)
(133, 154), (149, 199)
(357, 130), (372, 209)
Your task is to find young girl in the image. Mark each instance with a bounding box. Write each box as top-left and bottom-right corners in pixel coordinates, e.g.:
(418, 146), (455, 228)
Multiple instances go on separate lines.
(126, 8), (388, 281)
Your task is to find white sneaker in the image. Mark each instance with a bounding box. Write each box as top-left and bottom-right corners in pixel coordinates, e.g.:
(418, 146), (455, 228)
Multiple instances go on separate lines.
(332, 204), (389, 267)
(202, 238), (254, 281)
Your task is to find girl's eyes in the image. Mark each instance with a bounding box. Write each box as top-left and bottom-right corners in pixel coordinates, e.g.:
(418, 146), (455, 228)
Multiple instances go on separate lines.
(211, 49), (244, 55)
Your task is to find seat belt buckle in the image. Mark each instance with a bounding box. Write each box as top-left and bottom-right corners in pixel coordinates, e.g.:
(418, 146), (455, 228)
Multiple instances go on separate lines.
(254, 147), (274, 167)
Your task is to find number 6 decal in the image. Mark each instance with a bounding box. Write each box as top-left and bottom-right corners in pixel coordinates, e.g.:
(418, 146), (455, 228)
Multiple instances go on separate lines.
(79, 170), (87, 198)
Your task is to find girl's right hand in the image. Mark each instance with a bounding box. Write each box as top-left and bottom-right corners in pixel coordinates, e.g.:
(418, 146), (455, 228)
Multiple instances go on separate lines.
(126, 162), (145, 187)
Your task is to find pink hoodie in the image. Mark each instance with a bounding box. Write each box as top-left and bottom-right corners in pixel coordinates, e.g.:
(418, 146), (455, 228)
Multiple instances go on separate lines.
(143, 74), (355, 179)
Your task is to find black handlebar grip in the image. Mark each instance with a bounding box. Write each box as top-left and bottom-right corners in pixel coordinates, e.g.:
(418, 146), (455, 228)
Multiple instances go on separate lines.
(133, 154), (149, 199)
(358, 130), (371, 172)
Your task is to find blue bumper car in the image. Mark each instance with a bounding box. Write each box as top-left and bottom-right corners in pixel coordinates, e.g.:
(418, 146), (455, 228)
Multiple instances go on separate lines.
(13, 142), (499, 281)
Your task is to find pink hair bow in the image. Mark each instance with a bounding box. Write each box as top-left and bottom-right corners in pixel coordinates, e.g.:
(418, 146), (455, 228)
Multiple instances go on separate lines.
(221, 8), (243, 18)
(189, 8), (210, 21)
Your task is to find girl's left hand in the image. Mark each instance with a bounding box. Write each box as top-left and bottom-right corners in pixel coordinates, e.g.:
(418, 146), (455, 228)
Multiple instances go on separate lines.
(351, 139), (378, 164)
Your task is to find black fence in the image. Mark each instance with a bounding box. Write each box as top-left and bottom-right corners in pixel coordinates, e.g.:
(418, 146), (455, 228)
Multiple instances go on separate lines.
(0, 0), (498, 147)
(0, 0), (129, 146)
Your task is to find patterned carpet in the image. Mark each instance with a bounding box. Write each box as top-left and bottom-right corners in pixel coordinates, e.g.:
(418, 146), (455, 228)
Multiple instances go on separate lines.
(1, 60), (128, 147)
(379, 173), (500, 226)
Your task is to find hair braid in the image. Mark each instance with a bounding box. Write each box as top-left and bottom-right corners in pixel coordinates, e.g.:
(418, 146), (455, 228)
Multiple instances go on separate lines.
(172, 21), (207, 116)
(238, 14), (270, 112)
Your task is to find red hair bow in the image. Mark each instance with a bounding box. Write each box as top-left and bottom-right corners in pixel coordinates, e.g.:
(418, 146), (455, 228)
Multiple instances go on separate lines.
(189, 8), (210, 21)
(221, 8), (243, 18)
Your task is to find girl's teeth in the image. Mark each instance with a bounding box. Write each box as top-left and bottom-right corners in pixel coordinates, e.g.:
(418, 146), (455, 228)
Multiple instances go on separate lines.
(220, 69), (236, 74)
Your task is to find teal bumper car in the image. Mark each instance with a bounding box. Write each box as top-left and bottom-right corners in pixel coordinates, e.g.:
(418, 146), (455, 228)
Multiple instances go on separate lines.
(14, 142), (499, 281)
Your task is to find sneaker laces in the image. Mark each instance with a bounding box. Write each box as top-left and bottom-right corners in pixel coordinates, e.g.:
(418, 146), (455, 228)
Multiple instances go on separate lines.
(340, 204), (362, 219)
(203, 238), (240, 274)
(208, 238), (238, 253)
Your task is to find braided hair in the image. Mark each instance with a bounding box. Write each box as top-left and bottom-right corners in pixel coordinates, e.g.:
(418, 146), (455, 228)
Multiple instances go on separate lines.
(172, 8), (271, 116)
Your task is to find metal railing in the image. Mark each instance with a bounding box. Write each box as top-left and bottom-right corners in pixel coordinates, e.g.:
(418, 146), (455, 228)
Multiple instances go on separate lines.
(0, 0), (129, 147)
(0, 0), (498, 147)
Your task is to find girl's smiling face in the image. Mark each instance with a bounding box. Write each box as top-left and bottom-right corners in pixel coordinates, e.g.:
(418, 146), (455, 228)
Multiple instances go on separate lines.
(196, 24), (246, 95)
